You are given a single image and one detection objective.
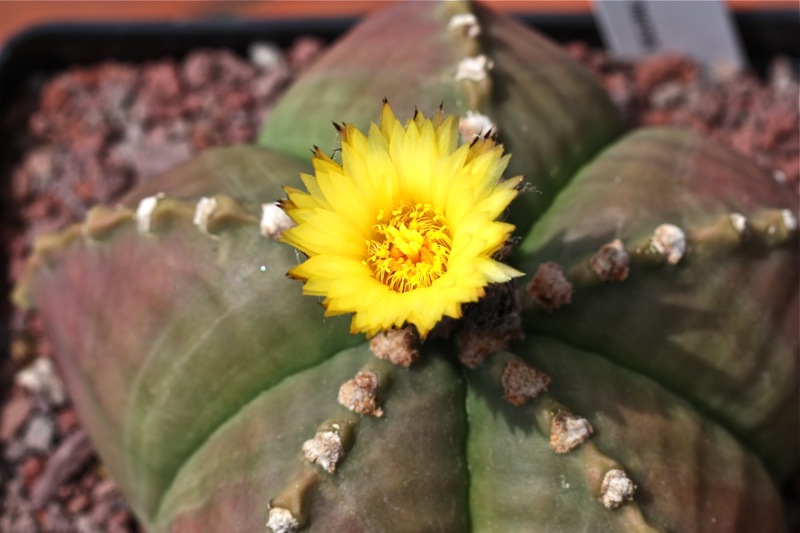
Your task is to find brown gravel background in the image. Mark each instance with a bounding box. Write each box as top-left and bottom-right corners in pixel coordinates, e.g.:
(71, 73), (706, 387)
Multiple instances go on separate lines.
(0, 34), (797, 532)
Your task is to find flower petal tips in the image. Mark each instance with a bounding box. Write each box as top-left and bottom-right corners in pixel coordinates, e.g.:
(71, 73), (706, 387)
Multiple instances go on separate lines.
(280, 102), (523, 338)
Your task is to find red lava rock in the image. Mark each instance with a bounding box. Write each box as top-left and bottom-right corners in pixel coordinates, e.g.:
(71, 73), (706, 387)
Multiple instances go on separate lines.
(66, 492), (89, 514)
(23, 415), (56, 453)
(286, 36), (326, 71)
(20, 455), (45, 491)
(252, 70), (290, 101)
(1, 392), (33, 441)
(564, 40), (589, 62)
(14, 148), (58, 199)
(31, 430), (95, 508)
(641, 108), (673, 126)
(108, 124), (193, 181)
(686, 85), (724, 126)
(779, 156), (800, 185)
(575, 43), (798, 193)
(181, 50), (216, 88)
(221, 90), (254, 110)
(92, 477), (119, 501)
(604, 71), (636, 119)
(214, 49), (258, 83)
(634, 52), (698, 94)
(107, 508), (136, 533)
(39, 502), (72, 531)
(223, 114), (256, 145)
(56, 484), (74, 500)
(56, 409), (79, 436)
(134, 61), (183, 123)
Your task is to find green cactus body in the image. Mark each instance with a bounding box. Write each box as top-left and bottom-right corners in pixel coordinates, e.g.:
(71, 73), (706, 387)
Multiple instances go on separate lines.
(13, 2), (798, 532)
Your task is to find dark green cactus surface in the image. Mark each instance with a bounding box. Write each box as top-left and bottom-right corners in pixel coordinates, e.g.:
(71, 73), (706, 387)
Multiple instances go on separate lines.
(14, 2), (798, 532)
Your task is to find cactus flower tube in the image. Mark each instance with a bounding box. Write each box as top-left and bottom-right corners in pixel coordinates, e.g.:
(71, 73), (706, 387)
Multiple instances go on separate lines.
(280, 101), (523, 337)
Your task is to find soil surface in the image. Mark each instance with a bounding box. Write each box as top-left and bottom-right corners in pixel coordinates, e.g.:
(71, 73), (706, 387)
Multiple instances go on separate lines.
(1, 35), (797, 532)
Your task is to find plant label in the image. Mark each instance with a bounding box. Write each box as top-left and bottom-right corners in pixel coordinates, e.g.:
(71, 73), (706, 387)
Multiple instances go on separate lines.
(593, 0), (746, 76)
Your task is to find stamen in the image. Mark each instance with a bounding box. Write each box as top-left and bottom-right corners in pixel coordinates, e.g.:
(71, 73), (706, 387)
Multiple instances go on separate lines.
(366, 202), (452, 292)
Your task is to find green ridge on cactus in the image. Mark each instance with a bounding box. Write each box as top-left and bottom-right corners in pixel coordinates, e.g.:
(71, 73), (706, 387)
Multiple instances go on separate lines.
(466, 336), (784, 532)
(515, 127), (799, 478)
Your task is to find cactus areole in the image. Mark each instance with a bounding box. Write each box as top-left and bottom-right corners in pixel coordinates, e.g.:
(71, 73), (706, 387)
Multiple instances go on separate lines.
(13, 1), (798, 532)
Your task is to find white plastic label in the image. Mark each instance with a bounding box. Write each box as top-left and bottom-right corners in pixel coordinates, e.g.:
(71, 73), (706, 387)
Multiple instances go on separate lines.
(593, 0), (746, 75)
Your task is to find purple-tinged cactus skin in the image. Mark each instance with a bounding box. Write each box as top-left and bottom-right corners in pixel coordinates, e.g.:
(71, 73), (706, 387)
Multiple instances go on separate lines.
(13, 2), (797, 532)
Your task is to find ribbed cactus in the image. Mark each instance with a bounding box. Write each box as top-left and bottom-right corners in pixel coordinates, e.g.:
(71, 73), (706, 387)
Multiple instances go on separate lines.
(13, 2), (798, 532)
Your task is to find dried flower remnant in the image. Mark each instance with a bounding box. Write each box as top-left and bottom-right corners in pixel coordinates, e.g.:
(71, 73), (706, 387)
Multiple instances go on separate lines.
(501, 359), (551, 406)
(456, 281), (524, 368)
(370, 328), (420, 367)
(280, 101), (523, 337)
(589, 239), (630, 281)
(549, 411), (593, 453)
(527, 262), (573, 311)
(338, 371), (384, 417)
(600, 469), (637, 509)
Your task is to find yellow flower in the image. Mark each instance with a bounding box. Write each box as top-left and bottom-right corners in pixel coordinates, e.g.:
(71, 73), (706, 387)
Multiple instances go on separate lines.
(280, 102), (523, 338)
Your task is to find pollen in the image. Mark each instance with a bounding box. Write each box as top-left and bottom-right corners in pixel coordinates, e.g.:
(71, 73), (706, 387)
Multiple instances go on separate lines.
(366, 202), (452, 293)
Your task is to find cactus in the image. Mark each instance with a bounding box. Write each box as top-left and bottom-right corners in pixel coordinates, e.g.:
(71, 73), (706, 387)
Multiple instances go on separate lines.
(12, 2), (798, 532)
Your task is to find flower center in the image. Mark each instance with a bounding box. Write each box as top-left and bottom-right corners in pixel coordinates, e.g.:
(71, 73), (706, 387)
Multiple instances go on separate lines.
(366, 202), (452, 293)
